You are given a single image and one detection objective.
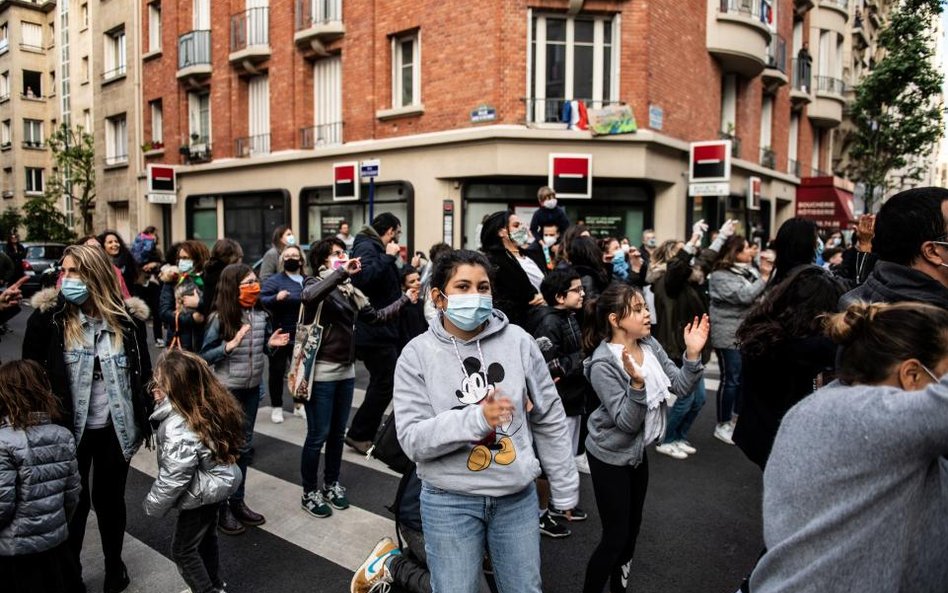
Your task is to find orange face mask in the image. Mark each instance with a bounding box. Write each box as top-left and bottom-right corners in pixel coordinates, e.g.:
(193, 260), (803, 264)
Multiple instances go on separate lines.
(239, 282), (260, 308)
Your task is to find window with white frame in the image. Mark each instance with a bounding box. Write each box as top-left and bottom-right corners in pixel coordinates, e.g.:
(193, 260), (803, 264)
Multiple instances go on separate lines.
(25, 167), (43, 194)
(104, 27), (127, 80)
(188, 92), (211, 145)
(0, 23), (7, 52)
(23, 119), (43, 147)
(194, 0), (210, 30)
(788, 113), (800, 175)
(48, 70), (55, 96)
(148, 4), (161, 53)
(759, 95), (774, 161)
(81, 56), (89, 83)
(150, 100), (163, 144)
(1, 120), (10, 146)
(721, 74), (738, 135)
(105, 114), (128, 165)
(81, 4), (89, 28)
(21, 22), (42, 50)
(0, 71), (8, 100)
(48, 21), (54, 46)
(82, 109), (91, 134)
(529, 13), (617, 123)
(391, 33), (420, 109)
(313, 56), (342, 145)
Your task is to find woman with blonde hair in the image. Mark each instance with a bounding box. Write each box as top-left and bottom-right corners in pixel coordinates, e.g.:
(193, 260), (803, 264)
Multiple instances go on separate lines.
(23, 244), (152, 593)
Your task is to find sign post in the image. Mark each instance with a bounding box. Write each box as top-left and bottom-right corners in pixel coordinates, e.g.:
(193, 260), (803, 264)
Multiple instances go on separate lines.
(360, 159), (380, 221)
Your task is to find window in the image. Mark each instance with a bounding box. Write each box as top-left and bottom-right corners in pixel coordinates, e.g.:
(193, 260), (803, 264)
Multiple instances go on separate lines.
(149, 100), (163, 144)
(104, 28), (127, 80)
(21, 22), (42, 51)
(312, 56), (342, 145)
(0, 23), (7, 53)
(81, 4), (89, 29)
(23, 119), (43, 147)
(22, 70), (41, 98)
(788, 113), (800, 175)
(148, 4), (161, 53)
(0, 71), (8, 101)
(720, 74), (738, 135)
(48, 21), (54, 47)
(529, 14), (616, 123)
(82, 109), (91, 134)
(194, 0), (210, 30)
(188, 92), (211, 144)
(391, 33), (420, 108)
(1, 120), (10, 147)
(48, 70), (55, 96)
(25, 168), (44, 195)
(246, 76), (270, 156)
(759, 95), (774, 165)
(105, 114), (128, 165)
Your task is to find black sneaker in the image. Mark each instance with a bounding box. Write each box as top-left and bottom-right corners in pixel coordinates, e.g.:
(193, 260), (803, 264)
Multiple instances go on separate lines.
(549, 505), (588, 522)
(102, 561), (130, 593)
(539, 510), (571, 538)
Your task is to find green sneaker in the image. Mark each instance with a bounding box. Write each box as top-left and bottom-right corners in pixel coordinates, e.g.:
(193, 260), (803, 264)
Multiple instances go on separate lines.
(301, 490), (332, 518)
(323, 481), (350, 510)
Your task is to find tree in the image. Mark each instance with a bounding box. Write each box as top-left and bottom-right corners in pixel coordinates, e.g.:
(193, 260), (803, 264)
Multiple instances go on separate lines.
(23, 193), (75, 243)
(0, 207), (23, 239)
(46, 123), (96, 235)
(845, 0), (945, 213)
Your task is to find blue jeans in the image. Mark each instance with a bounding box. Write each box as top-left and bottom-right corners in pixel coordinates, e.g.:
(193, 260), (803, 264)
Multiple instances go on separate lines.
(663, 377), (706, 444)
(421, 482), (541, 593)
(716, 348), (743, 424)
(301, 378), (354, 493)
(231, 387), (260, 501)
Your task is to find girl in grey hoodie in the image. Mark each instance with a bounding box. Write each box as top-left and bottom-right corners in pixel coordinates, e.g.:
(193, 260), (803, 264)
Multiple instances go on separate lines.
(581, 283), (708, 593)
(392, 250), (579, 593)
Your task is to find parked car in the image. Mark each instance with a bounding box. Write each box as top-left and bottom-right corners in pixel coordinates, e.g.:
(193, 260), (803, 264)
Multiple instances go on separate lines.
(22, 242), (67, 296)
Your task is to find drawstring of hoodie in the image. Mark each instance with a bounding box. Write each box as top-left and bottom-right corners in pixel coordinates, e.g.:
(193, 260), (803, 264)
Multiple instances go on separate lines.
(450, 336), (487, 382)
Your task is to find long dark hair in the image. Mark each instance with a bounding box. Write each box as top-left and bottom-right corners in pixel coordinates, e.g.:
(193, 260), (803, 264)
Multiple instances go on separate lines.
(271, 225), (291, 249)
(209, 238), (244, 267)
(480, 211), (510, 252)
(0, 360), (63, 429)
(582, 282), (644, 354)
(713, 235), (748, 271)
(154, 350), (245, 464)
(98, 230), (138, 277)
(770, 217), (817, 286)
(737, 265), (846, 359)
(212, 263), (253, 340)
(569, 236), (609, 287)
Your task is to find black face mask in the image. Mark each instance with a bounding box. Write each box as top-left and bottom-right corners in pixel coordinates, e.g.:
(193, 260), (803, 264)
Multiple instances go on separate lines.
(283, 259), (301, 273)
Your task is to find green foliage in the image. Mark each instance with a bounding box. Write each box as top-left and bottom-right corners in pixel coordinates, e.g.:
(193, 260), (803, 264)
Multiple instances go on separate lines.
(845, 0), (945, 212)
(23, 193), (76, 243)
(0, 207), (23, 239)
(46, 123), (96, 235)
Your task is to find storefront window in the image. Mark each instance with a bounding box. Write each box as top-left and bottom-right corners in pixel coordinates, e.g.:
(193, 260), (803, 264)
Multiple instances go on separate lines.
(186, 191), (288, 263)
(299, 181), (413, 251)
(187, 196), (218, 247)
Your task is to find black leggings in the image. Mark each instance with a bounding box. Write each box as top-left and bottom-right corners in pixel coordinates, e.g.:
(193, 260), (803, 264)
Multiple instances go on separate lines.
(583, 451), (649, 593)
(268, 343), (292, 408)
(69, 427), (131, 578)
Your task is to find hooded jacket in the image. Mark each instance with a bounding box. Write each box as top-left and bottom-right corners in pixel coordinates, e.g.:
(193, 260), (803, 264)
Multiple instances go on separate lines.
(0, 414), (80, 556)
(393, 310), (579, 511)
(23, 288), (153, 459)
(143, 400), (241, 517)
(159, 265), (205, 351)
(709, 265), (766, 349)
(525, 306), (587, 416)
(350, 226), (402, 346)
(584, 336), (702, 467)
(839, 261), (948, 309)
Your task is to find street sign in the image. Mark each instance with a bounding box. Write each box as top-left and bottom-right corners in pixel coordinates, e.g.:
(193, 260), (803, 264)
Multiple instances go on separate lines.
(147, 193), (177, 204)
(747, 176), (762, 210)
(689, 140), (732, 183)
(470, 105), (497, 123)
(333, 162), (359, 201)
(688, 182), (730, 197)
(549, 153), (592, 199)
(360, 159), (380, 178)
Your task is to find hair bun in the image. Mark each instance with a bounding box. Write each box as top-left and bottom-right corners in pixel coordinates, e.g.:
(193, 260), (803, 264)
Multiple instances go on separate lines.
(825, 301), (886, 345)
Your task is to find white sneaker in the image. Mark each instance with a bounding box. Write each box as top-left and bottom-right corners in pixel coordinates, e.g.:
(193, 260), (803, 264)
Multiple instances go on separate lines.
(676, 440), (697, 455)
(655, 442), (688, 459)
(714, 422), (735, 445)
(574, 454), (591, 474)
(294, 404), (306, 419)
(271, 407), (285, 424)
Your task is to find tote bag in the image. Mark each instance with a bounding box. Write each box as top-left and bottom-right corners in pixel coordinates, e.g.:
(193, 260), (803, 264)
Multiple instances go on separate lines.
(286, 301), (324, 400)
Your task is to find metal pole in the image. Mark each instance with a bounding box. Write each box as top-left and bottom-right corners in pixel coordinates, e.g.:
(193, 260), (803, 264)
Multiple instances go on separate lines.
(368, 176), (375, 222)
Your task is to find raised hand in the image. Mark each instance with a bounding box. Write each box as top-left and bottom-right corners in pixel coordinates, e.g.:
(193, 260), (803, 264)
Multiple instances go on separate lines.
(268, 328), (290, 348)
(854, 214), (875, 251)
(344, 258), (362, 276)
(385, 241), (401, 257)
(405, 288), (419, 304)
(621, 347), (645, 388)
(225, 323), (252, 354)
(683, 314), (710, 361)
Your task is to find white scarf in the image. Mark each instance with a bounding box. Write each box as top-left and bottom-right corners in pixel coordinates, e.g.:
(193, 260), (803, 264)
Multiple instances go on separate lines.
(608, 342), (672, 445)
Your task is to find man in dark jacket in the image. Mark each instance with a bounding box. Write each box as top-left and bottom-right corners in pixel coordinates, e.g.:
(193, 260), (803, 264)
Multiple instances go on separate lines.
(840, 187), (948, 309)
(345, 212), (404, 453)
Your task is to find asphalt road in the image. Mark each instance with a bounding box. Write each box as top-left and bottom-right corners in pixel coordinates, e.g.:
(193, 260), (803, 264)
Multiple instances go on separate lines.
(1, 303), (764, 593)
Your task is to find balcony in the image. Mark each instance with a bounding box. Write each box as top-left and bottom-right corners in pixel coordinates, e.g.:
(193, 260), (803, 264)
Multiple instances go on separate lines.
(788, 158), (801, 177)
(22, 140), (45, 150)
(820, 0), (849, 18)
(230, 7), (270, 68)
(295, 0), (344, 56)
(300, 122), (343, 148)
(790, 57), (813, 107)
(812, 0), (848, 34)
(19, 42), (44, 53)
(102, 65), (127, 84)
(522, 98), (624, 125)
(852, 16), (869, 49)
(762, 34), (788, 90)
(809, 75), (845, 127)
(104, 154), (129, 167)
(177, 31), (212, 80)
(235, 133), (270, 158)
(707, 0), (772, 77)
(794, 0), (815, 15)
(180, 140), (212, 164)
(760, 147), (776, 169)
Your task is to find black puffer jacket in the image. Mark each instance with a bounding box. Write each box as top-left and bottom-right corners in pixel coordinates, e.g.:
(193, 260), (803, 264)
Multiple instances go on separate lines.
(525, 306), (588, 416)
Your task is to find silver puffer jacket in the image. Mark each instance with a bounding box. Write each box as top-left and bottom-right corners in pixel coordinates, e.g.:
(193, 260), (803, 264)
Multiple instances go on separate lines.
(143, 400), (241, 517)
(0, 414), (80, 556)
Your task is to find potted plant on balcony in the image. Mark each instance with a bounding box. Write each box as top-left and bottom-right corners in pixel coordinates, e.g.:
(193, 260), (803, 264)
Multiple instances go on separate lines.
(761, 146), (776, 169)
(141, 141), (153, 153)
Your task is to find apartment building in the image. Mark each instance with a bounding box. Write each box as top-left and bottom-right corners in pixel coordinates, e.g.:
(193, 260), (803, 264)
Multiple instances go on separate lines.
(133, 0), (872, 258)
(0, 0), (57, 217)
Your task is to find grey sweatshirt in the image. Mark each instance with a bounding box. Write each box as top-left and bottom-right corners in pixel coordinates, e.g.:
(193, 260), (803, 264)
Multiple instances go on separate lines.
(751, 378), (948, 593)
(584, 336), (703, 467)
(393, 310), (580, 511)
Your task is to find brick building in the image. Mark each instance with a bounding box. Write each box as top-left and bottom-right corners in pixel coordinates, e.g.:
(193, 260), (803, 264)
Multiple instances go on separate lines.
(130, 0), (863, 259)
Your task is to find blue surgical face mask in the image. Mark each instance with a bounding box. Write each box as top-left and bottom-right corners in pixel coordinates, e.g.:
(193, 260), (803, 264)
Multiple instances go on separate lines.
(61, 278), (89, 305)
(815, 237), (824, 259)
(442, 292), (493, 331)
(178, 258), (194, 274)
(286, 235), (297, 246)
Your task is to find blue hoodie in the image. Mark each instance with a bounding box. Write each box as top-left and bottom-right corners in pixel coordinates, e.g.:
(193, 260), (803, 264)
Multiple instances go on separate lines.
(393, 309), (579, 511)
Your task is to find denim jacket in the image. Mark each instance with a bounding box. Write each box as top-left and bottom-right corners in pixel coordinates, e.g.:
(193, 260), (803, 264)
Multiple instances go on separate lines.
(23, 288), (153, 460)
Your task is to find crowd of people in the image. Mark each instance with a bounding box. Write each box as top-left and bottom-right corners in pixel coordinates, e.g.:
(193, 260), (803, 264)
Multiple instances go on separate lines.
(0, 185), (947, 593)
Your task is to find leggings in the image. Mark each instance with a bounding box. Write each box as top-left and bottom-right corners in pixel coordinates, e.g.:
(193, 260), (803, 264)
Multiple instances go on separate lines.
(583, 451), (649, 593)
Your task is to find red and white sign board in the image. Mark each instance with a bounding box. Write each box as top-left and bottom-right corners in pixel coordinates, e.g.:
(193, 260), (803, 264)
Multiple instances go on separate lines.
(747, 176), (762, 211)
(333, 162), (359, 202)
(549, 153), (592, 199)
(147, 164), (176, 194)
(689, 140), (732, 184)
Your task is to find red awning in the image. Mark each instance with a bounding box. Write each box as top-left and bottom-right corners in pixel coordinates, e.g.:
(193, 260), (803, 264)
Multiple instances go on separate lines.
(795, 176), (855, 232)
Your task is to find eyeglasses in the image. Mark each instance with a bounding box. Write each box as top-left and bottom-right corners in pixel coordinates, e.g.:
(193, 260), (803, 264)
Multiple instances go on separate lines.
(330, 250), (346, 257)
(240, 279), (259, 286)
(566, 286), (585, 294)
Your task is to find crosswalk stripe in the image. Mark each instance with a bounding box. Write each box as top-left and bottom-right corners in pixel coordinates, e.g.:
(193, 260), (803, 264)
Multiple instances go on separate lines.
(79, 516), (185, 593)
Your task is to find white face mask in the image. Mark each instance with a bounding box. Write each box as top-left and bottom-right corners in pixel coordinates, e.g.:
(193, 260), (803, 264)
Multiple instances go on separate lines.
(542, 235), (558, 247)
(543, 198), (558, 209)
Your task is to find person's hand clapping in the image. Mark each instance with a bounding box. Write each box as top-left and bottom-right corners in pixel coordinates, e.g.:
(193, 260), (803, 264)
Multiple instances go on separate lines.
(224, 324), (251, 354)
(683, 314), (710, 361)
(621, 348), (645, 389)
(268, 328), (290, 348)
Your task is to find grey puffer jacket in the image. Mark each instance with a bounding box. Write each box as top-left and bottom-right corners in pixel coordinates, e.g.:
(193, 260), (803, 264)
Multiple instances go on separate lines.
(709, 265), (765, 349)
(200, 309), (272, 391)
(143, 400), (241, 517)
(0, 414), (80, 556)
